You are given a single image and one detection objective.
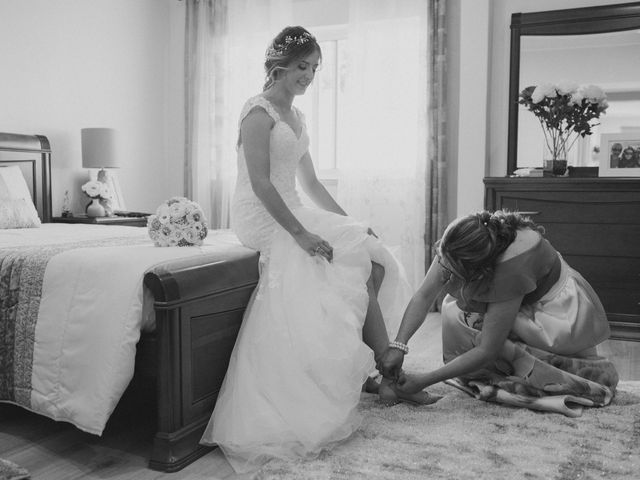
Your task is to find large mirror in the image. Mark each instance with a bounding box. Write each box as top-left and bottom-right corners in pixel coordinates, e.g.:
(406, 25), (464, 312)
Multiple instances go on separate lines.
(507, 2), (640, 175)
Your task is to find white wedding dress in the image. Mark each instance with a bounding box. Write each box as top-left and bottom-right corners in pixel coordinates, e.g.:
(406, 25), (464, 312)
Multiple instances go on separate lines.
(200, 95), (410, 473)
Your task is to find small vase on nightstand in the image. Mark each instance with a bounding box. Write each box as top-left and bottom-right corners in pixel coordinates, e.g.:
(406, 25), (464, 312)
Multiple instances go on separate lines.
(86, 198), (106, 218)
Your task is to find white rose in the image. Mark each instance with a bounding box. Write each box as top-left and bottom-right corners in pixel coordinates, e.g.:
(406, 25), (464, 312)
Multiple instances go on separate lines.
(568, 92), (584, 106)
(157, 204), (171, 224)
(170, 202), (187, 219)
(182, 226), (198, 245)
(169, 227), (182, 242)
(187, 210), (203, 224)
(581, 84), (606, 103)
(81, 180), (103, 198)
(531, 83), (557, 103)
(557, 81), (578, 96)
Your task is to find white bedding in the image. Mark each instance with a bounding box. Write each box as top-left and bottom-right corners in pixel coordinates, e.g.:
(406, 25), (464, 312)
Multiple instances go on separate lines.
(0, 223), (244, 435)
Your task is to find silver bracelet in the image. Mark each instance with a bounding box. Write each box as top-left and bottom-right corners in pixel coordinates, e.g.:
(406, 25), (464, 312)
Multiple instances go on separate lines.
(388, 341), (409, 354)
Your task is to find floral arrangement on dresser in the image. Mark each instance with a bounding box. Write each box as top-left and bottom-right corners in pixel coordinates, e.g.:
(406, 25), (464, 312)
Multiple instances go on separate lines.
(147, 196), (208, 247)
(519, 82), (609, 173)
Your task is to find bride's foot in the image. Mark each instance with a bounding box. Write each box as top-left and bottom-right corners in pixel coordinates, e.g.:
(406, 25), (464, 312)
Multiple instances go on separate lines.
(362, 375), (380, 394)
(378, 377), (441, 406)
(378, 379), (400, 406)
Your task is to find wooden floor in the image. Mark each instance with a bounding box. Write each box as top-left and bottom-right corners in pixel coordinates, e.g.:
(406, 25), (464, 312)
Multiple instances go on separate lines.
(0, 386), (241, 480)
(1, 314), (638, 480)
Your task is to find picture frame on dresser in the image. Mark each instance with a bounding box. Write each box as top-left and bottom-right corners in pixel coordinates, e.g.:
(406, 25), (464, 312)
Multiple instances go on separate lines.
(598, 133), (640, 176)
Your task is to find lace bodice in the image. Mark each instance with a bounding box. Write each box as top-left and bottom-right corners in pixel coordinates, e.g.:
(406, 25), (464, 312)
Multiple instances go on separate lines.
(231, 95), (309, 251)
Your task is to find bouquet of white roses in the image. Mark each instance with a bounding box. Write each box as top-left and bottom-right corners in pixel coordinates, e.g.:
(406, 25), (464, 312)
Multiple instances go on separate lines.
(147, 196), (208, 247)
(519, 81), (609, 162)
(81, 180), (111, 200)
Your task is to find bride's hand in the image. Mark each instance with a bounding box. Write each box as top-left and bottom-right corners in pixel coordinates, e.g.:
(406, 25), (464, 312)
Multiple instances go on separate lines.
(376, 348), (404, 380)
(295, 231), (333, 262)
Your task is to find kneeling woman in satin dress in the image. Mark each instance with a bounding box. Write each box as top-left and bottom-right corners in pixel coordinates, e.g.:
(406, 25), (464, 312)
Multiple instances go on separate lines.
(200, 26), (431, 474)
(380, 210), (619, 417)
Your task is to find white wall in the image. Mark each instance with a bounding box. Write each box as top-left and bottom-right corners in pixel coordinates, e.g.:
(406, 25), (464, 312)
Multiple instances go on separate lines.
(447, 0), (490, 219)
(0, 0), (185, 216)
(7, 0), (635, 221)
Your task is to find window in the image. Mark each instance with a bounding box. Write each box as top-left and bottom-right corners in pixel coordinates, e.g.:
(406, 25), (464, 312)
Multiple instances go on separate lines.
(296, 27), (347, 179)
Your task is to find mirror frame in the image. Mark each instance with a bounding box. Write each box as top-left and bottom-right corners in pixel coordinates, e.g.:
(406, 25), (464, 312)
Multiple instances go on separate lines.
(507, 2), (640, 175)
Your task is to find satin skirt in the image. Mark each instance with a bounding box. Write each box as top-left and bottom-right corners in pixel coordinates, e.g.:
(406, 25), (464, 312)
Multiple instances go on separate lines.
(441, 257), (619, 417)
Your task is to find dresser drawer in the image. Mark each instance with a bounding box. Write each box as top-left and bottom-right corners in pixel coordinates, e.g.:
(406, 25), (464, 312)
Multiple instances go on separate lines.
(494, 194), (640, 225)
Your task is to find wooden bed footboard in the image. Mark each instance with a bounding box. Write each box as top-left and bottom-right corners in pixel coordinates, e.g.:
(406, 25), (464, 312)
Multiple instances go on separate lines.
(141, 246), (259, 472)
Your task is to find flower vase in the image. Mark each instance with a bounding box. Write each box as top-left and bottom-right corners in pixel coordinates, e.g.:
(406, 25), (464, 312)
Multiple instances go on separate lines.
(544, 158), (568, 176)
(86, 198), (106, 217)
(543, 139), (568, 176)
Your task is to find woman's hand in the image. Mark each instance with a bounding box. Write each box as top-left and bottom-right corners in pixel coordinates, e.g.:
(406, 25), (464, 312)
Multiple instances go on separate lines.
(294, 231), (334, 262)
(395, 372), (427, 394)
(376, 347), (405, 380)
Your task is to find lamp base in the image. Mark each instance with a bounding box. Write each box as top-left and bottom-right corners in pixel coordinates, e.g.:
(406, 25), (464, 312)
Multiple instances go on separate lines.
(96, 168), (108, 183)
(90, 168), (123, 215)
(86, 198), (106, 218)
(95, 169), (114, 216)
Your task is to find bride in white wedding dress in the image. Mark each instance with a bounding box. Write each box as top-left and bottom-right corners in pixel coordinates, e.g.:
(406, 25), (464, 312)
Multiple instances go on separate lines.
(200, 26), (434, 474)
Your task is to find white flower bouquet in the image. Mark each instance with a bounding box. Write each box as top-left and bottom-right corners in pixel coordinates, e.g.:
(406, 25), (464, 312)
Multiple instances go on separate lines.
(147, 197), (208, 247)
(81, 180), (111, 200)
(519, 81), (609, 163)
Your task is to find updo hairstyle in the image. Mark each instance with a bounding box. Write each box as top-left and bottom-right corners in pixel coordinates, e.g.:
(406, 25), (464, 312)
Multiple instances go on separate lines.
(263, 26), (321, 91)
(438, 210), (544, 284)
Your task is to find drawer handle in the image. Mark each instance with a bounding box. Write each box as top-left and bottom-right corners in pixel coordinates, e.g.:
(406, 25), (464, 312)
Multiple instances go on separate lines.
(518, 211), (541, 216)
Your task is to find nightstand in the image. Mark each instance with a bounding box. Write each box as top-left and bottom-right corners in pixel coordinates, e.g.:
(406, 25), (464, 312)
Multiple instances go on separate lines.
(53, 214), (150, 227)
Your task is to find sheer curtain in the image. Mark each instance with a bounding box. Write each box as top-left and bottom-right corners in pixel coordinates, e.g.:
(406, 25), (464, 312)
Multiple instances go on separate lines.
(184, 0), (292, 228)
(185, 1), (430, 287)
(337, 0), (429, 288)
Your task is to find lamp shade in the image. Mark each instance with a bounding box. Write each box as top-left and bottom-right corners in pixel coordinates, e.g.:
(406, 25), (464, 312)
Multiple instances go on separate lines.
(81, 128), (119, 169)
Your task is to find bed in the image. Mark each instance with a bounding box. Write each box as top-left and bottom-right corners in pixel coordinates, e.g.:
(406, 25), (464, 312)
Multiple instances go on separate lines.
(0, 132), (260, 472)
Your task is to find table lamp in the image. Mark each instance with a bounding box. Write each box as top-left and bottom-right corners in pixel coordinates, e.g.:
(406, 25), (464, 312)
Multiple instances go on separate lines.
(81, 128), (124, 215)
(81, 128), (119, 180)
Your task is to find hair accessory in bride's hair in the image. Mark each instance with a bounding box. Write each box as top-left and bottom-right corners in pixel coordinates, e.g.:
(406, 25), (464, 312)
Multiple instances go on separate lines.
(266, 32), (314, 59)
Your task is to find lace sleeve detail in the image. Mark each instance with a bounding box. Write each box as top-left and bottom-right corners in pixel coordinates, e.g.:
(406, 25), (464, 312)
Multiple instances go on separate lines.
(238, 95), (280, 129)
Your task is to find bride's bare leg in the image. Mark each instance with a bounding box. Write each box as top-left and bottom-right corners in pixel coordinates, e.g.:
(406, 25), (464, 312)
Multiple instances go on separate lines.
(362, 263), (437, 405)
(362, 262), (389, 360)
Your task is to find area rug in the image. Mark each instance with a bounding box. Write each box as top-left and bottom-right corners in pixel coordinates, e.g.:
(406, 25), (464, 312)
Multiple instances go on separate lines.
(0, 459), (29, 480)
(254, 316), (640, 480)
(257, 380), (640, 480)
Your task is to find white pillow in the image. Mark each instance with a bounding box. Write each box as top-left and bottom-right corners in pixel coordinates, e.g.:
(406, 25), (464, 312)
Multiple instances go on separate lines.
(0, 198), (42, 228)
(0, 165), (42, 228)
(0, 165), (34, 199)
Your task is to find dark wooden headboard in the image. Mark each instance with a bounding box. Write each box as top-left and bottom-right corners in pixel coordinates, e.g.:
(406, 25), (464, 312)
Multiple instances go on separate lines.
(0, 132), (52, 222)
